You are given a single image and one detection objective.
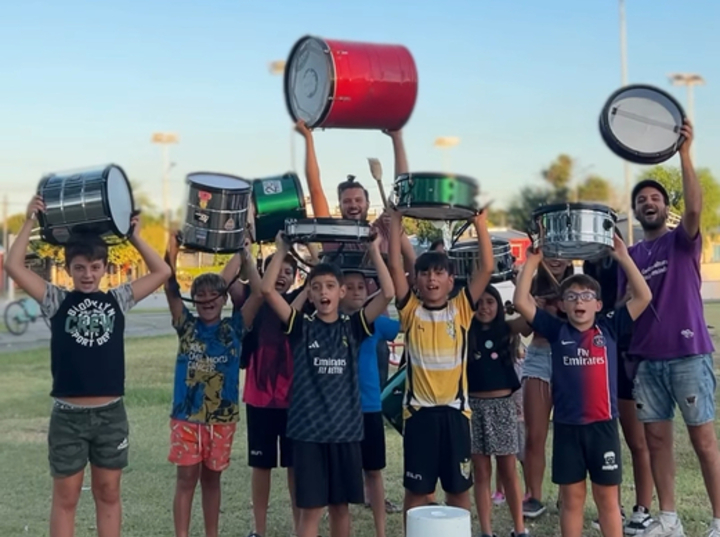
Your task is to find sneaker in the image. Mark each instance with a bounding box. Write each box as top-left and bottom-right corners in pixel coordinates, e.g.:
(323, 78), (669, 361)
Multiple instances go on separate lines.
(247, 533), (262, 537)
(385, 499), (402, 513)
(642, 516), (684, 537)
(625, 506), (653, 535)
(522, 498), (546, 518)
(492, 491), (506, 506)
(511, 532), (530, 537)
(591, 507), (626, 531)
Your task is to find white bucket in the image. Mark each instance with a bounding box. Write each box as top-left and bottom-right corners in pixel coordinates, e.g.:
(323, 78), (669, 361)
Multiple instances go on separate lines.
(406, 505), (471, 537)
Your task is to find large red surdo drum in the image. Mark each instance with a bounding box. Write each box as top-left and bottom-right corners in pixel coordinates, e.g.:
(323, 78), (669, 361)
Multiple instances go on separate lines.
(284, 35), (418, 131)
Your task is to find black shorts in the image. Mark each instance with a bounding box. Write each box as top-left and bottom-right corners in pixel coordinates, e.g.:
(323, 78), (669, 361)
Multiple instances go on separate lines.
(293, 440), (364, 509)
(552, 419), (622, 486)
(246, 405), (293, 469)
(403, 407), (472, 495)
(361, 412), (386, 471)
(617, 349), (634, 401)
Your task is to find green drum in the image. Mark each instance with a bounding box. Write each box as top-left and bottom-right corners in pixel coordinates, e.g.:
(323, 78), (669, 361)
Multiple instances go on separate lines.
(250, 172), (307, 243)
(381, 366), (406, 435)
(393, 172), (479, 221)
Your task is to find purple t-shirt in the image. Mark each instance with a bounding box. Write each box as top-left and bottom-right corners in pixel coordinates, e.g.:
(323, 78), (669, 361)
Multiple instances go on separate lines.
(617, 224), (713, 360)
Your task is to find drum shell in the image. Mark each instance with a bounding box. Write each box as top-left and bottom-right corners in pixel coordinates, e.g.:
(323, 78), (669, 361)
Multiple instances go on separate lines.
(380, 366), (406, 435)
(251, 173), (307, 243)
(284, 36), (418, 130)
(394, 173), (479, 221)
(37, 165), (135, 245)
(284, 218), (372, 244)
(448, 239), (515, 283)
(182, 174), (251, 254)
(318, 249), (388, 277)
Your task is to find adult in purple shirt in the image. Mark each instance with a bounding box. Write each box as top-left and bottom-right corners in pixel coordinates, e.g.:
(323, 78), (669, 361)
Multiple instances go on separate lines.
(618, 121), (720, 537)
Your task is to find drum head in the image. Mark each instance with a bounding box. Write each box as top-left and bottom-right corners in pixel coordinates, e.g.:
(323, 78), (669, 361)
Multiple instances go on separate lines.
(106, 167), (134, 237)
(285, 36), (333, 127)
(599, 85), (686, 165)
(187, 173), (251, 191)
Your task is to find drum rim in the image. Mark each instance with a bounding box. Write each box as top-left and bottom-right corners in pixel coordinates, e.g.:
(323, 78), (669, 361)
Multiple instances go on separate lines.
(599, 84), (687, 165)
(252, 171), (307, 214)
(284, 35), (335, 129)
(287, 217), (371, 227)
(186, 172), (252, 193)
(395, 171), (479, 186)
(396, 203), (478, 221)
(532, 202), (618, 218)
(102, 164), (135, 239)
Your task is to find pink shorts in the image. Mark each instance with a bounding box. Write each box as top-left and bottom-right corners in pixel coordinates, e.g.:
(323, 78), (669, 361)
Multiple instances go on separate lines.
(168, 419), (237, 471)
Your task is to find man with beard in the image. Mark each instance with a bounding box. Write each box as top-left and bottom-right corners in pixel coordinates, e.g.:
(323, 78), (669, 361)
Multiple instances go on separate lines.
(618, 120), (720, 537)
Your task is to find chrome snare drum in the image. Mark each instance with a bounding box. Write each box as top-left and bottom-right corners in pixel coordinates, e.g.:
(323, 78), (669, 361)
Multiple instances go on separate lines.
(448, 238), (516, 283)
(37, 164), (135, 245)
(284, 218), (372, 244)
(531, 202), (617, 260)
(182, 172), (252, 253)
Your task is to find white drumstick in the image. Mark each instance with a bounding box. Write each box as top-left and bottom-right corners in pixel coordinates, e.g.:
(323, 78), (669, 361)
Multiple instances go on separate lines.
(367, 158), (389, 209)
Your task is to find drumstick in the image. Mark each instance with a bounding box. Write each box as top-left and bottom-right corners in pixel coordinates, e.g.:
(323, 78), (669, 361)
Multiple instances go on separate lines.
(367, 158), (389, 209)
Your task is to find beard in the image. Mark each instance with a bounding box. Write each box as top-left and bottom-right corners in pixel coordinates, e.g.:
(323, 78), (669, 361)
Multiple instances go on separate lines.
(636, 211), (667, 231)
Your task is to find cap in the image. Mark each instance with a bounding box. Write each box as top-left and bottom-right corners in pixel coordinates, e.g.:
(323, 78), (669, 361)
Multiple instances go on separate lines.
(631, 179), (670, 209)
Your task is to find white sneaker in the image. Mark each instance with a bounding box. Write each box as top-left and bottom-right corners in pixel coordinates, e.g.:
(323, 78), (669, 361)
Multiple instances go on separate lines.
(625, 506), (653, 535)
(643, 517), (684, 537)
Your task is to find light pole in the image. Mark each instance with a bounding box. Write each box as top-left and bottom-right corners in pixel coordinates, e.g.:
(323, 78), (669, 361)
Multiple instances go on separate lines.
(269, 60), (296, 172)
(619, 0), (633, 244)
(434, 136), (461, 172)
(151, 132), (179, 238)
(668, 72), (705, 161)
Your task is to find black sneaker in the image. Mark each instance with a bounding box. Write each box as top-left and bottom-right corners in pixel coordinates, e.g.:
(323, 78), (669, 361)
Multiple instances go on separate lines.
(511, 532), (530, 537)
(591, 507), (626, 531)
(624, 505), (652, 535)
(247, 533), (262, 537)
(522, 498), (546, 518)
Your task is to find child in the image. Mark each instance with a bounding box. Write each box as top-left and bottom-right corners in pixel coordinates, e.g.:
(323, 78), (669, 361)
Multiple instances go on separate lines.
(261, 232), (394, 537)
(512, 235), (651, 537)
(387, 208), (494, 522)
(4, 195), (171, 537)
(467, 284), (531, 537)
(342, 270), (401, 537)
(164, 233), (261, 537)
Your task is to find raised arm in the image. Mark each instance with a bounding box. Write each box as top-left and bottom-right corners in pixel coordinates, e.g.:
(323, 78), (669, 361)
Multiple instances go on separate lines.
(295, 120), (331, 218)
(513, 249), (543, 323)
(260, 232), (293, 325)
(385, 129), (409, 177)
(364, 234), (395, 323)
(388, 209), (410, 302)
(678, 120), (701, 238)
(4, 195), (48, 302)
(128, 214), (172, 302)
(163, 232), (185, 324)
(232, 241), (262, 328)
(611, 233), (651, 320)
(220, 249), (246, 305)
(467, 211), (495, 305)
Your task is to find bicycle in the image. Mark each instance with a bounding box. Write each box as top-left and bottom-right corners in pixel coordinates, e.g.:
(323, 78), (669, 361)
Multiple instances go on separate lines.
(3, 297), (50, 336)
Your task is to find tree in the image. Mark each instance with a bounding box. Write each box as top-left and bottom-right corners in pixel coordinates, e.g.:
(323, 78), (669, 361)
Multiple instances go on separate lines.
(576, 175), (614, 203)
(542, 154), (574, 190)
(488, 208), (508, 227)
(507, 186), (567, 232)
(640, 166), (720, 241)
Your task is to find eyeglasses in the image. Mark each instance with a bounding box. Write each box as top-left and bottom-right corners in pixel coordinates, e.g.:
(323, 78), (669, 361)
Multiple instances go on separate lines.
(563, 291), (597, 302)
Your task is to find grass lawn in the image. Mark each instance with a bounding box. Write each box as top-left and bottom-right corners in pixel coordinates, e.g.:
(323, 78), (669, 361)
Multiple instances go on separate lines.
(2, 306), (720, 537)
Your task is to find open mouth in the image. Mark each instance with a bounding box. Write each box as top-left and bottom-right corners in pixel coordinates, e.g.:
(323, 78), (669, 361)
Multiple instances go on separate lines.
(574, 308), (587, 316)
(643, 207), (658, 218)
(427, 284), (439, 292)
(319, 298), (331, 307)
(275, 279), (286, 290)
(346, 209), (361, 218)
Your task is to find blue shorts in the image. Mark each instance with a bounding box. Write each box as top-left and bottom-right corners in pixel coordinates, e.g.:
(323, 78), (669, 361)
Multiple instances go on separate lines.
(522, 345), (552, 383)
(633, 354), (717, 426)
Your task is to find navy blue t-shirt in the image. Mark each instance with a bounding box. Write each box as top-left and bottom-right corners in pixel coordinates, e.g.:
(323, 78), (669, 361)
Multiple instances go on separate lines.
(531, 306), (634, 425)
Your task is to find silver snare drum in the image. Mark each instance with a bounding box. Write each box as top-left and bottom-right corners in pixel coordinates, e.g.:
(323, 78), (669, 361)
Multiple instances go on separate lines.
(37, 164), (135, 245)
(448, 238), (515, 283)
(182, 172), (252, 253)
(531, 202), (617, 260)
(284, 218), (372, 244)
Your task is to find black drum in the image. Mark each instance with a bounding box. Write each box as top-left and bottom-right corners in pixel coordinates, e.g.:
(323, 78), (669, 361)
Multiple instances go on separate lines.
(599, 84), (687, 165)
(181, 172), (252, 254)
(37, 164), (135, 245)
(317, 249), (388, 278)
(448, 238), (515, 283)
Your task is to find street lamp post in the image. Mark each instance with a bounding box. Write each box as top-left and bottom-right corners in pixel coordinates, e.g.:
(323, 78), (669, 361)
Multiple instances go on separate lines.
(269, 60), (296, 172)
(619, 0), (633, 244)
(434, 136), (461, 172)
(668, 72), (705, 161)
(151, 132), (179, 238)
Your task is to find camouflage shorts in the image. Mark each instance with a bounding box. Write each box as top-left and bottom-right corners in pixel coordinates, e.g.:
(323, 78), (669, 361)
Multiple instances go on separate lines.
(48, 398), (129, 477)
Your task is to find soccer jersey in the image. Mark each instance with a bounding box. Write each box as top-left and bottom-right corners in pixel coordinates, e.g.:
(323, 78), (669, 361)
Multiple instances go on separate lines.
(358, 316), (400, 413)
(283, 308), (373, 443)
(397, 288), (475, 418)
(531, 306), (634, 425)
(171, 306), (244, 424)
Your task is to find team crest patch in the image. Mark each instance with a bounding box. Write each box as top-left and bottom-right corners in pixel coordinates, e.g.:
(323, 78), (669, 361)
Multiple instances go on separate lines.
(593, 334), (605, 347)
(446, 320), (456, 339)
(459, 458), (471, 480)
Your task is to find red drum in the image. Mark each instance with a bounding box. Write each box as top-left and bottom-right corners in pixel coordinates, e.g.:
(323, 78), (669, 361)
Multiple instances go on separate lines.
(284, 35), (418, 131)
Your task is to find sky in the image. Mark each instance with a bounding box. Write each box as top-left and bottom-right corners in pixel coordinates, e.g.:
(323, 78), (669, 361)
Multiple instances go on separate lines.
(1, 0), (719, 217)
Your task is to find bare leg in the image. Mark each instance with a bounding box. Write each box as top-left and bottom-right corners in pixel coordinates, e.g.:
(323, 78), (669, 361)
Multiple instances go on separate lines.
(174, 465), (200, 537)
(287, 467), (300, 535)
(559, 482), (586, 537)
(444, 491), (471, 511)
(365, 470), (387, 537)
(50, 470), (84, 537)
(618, 399), (654, 509)
(523, 378), (552, 502)
(298, 507), (324, 537)
(497, 455), (526, 534)
(472, 454), (493, 535)
(592, 483), (623, 537)
(328, 503), (351, 537)
(403, 490), (431, 534)
(687, 422), (720, 517)
(251, 468), (272, 535)
(91, 466), (123, 537)
(644, 421), (675, 511)
(200, 466), (222, 537)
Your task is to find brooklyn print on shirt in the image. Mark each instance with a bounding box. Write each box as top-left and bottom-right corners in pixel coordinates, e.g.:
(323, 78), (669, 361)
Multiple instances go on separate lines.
(64, 296), (119, 347)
